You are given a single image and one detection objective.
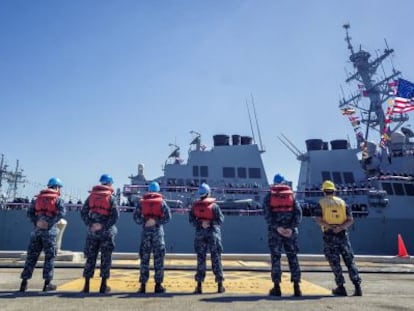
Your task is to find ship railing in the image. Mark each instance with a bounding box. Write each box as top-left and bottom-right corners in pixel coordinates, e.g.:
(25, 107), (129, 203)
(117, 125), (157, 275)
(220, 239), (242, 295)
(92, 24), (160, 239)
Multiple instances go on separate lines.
(368, 175), (414, 182)
(123, 184), (270, 195)
(0, 202), (264, 216)
(0, 202), (29, 210)
(295, 187), (371, 198)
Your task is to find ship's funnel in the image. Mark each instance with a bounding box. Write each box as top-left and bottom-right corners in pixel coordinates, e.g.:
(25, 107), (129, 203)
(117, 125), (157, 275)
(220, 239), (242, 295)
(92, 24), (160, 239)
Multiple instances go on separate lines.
(305, 139), (323, 151)
(241, 136), (252, 145)
(213, 135), (230, 146)
(232, 134), (241, 145)
(330, 139), (348, 150)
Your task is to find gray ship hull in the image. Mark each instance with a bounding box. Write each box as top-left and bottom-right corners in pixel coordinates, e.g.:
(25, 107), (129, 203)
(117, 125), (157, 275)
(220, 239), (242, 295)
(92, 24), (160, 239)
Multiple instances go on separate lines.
(1, 210), (412, 255)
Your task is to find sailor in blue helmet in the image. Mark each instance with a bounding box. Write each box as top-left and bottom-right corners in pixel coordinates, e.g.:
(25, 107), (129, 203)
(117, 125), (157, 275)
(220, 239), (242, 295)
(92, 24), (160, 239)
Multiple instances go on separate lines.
(189, 183), (225, 294)
(19, 177), (66, 292)
(134, 181), (171, 294)
(313, 180), (362, 296)
(263, 173), (302, 296)
(81, 174), (119, 294)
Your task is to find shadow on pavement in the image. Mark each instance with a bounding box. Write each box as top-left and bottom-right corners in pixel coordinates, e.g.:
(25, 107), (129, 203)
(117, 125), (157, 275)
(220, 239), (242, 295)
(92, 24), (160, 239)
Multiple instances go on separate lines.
(200, 294), (332, 303)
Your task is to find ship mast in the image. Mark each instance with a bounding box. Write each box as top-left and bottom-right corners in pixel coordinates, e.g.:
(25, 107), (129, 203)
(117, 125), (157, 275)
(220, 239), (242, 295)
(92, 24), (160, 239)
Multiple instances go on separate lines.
(8, 159), (26, 200)
(0, 155), (26, 200)
(0, 154), (7, 194)
(339, 24), (403, 146)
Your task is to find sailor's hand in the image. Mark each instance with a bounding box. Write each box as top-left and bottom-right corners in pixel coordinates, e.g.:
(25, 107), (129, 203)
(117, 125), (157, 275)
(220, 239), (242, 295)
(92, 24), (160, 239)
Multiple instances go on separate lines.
(324, 223), (336, 231)
(332, 225), (344, 234)
(201, 220), (211, 229)
(91, 223), (103, 232)
(36, 219), (48, 230)
(145, 218), (156, 227)
(277, 227), (292, 237)
(283, 228), (293, 237)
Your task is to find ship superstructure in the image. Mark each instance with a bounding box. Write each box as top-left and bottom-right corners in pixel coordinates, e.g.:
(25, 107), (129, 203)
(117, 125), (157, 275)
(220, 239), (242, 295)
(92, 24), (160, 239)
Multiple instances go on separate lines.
(123, 132), (269, 213)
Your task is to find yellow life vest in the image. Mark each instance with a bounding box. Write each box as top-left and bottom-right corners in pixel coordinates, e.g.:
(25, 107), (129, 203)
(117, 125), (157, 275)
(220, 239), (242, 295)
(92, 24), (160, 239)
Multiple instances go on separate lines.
(319, 196), (347, 231)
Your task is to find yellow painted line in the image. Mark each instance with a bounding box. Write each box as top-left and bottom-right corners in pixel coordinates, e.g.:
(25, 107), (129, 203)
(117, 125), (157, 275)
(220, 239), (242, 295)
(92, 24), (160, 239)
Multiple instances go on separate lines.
(58, 269), (331, 295)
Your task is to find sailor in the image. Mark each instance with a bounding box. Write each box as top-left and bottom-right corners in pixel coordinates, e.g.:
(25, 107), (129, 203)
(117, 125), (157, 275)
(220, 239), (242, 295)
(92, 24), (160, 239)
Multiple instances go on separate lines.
(81, 174), (119, 294)
(189, 183), (225, 294)
(263, 173), (302, 297)
(134, 181), (171, 294)
(19, 177), (66, 292)
(313, 180), (362, 296)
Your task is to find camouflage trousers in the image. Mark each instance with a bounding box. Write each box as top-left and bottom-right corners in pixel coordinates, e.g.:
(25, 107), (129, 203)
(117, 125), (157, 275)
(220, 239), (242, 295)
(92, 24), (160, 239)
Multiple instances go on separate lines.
(268, 230), (301, 283)
(323, 232), (361, 286)
(194, 229), (224, 283)
(83, 231), (115, 279)
(139, 228), (166, 284)
(21, 229), (57, 281)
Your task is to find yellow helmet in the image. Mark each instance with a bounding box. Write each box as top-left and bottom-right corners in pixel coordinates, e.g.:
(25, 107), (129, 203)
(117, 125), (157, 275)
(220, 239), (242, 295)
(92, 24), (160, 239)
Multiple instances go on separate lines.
(321, 180), (336, 191)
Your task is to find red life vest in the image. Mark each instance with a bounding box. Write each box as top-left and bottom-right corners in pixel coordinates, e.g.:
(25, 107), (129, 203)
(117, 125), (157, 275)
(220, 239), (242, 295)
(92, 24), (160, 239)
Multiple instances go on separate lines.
(35, 188), (60, 217)
(140, 192), (164, 218)
(192, 197), (216, 220)
(270, 185), (294, 212)
(89, 185), (114, 216)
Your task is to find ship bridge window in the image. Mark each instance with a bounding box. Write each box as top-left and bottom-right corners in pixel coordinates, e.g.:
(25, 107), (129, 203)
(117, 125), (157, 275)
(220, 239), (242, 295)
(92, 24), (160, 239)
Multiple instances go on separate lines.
(392, 183), (405, 196)
(332, 172), (342, 185)
(237, 167), (247, 178)
(343, 172), (355, 184)
(248, 168), (261, 179)
(193, 166), (199, 177)
(404, 183), (414, 196)
(321, 171), (331, 182)
(223, 167), (236, 178)
(200, 166), (208, 177)
(381, 182), (393, 195)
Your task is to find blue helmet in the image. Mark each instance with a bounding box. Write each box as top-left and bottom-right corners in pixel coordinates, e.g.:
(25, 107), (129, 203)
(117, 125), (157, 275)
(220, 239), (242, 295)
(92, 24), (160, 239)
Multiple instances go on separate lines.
(273, 173), (284, 184)
(197, 183), (211, 197)
(148, 181), (160, 192)
(99, 174), (113, 185)
(47, 177), (63, 188)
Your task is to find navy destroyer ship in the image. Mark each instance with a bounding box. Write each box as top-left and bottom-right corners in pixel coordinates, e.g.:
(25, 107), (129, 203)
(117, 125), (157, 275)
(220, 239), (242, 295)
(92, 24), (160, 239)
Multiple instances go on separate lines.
(0, 25), (412, 255)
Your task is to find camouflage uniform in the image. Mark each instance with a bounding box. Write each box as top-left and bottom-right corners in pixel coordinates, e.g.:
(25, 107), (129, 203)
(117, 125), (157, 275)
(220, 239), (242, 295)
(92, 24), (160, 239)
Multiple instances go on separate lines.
(189, 201), (224, 283)
(133, 199), (171, 284)
(81, 192), (119, 280)
(263, 192), (302, 284)
(21, 192), (66, 282)
(314, 198), (361, 288)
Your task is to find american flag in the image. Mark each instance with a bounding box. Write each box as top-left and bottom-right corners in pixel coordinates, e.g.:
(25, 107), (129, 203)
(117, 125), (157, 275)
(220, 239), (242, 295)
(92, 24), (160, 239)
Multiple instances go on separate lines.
(393, 78), (414, 113)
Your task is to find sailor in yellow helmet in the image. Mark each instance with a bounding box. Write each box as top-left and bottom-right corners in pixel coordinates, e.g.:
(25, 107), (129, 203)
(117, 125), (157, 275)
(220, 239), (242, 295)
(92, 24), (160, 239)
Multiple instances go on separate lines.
(313, 180), (362, 297)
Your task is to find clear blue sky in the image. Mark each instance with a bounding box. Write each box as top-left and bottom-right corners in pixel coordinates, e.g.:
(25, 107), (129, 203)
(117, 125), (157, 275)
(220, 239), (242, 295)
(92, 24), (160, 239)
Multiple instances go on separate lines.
(1, 0), (413, 201)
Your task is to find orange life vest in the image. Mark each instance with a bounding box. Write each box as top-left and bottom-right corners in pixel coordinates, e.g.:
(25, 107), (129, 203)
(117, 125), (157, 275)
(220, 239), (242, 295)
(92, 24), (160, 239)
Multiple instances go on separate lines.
(192, 197), (216, 220)
(270, 185), (294, 212)
(140, 192), (164, 218)
(89, 185), (114, 216)
(35, 188), (60, 217)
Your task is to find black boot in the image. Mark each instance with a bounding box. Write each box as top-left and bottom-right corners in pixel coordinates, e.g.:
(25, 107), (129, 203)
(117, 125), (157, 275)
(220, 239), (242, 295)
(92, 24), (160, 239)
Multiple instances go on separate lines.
(269, 282), (281, 296)
(19, 279), (28, 292)
(194, 281), (202, 294)
(137, 283), (146, 294)
(353, 283), (362, 296)
(43, 280), (57, 292)
(82, 278), (90, 293)
(293, 281), (302, 297)
(332, 285), (347, 296)
(99, 278), (111, 294)
(217, 281), (225, 293)
(154, 283), (166, 294)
